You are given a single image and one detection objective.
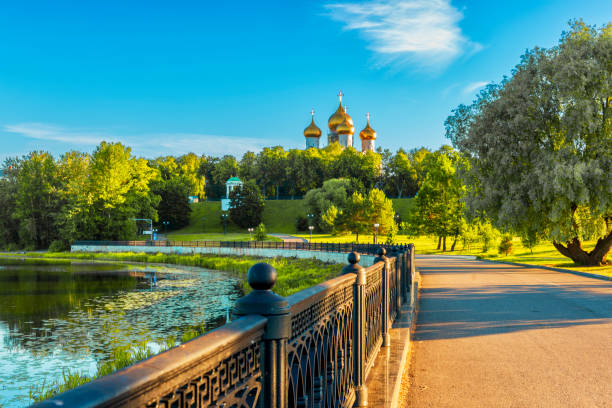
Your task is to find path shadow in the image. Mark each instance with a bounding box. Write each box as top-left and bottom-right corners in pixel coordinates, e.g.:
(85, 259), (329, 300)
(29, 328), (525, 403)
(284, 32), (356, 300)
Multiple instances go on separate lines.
(414, 263), (612, 341)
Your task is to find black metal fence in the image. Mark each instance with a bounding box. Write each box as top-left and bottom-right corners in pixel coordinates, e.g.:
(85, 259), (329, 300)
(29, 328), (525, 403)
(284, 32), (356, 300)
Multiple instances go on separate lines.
(73, 239), (408, 256)
(35, 242), (416, 408)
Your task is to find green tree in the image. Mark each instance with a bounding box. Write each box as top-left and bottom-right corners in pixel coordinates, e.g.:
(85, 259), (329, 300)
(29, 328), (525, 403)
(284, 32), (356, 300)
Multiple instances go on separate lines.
(239, 151), (257, 181)
(14, 152), (60, 248)
(54, 151), (91, 246)
(445, 21), (612, 265)
(388, 149), (417, 198)
(152, 178), (192, 230)
(304, 178), (351, 232)
(85, 142), (159, 240)
(213, 155), (239, 186)
(331, 147), (381, 191)
(0, 159), (20, 248)
(409, 147), (432, 189)
(177, 153), (206, 199)
(229, 180), (265, 229)
(410, 146), (465, 251)
(256, 146), (288, 199)
(334, 189), (396, 242)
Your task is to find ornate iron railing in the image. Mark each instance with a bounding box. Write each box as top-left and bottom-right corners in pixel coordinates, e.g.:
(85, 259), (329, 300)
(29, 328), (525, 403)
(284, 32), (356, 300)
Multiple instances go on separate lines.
(364, 261), (385, 373)
(35, 244), (416, 408)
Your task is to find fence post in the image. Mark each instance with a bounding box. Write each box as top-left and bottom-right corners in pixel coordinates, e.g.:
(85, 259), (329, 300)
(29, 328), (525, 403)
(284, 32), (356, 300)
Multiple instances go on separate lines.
(233, 263), (290, 408)
(408, 244), (416, 306)
(374, 247), (391, 347)
(342, 252), (367, 407)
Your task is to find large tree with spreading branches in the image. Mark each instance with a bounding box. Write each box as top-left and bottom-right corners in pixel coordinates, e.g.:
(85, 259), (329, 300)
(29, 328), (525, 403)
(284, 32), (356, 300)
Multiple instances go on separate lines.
(445, 21), (612, 265)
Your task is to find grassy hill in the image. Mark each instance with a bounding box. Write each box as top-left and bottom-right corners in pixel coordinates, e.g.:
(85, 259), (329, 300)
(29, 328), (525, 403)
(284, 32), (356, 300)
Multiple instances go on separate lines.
(171, 198), (414, 235)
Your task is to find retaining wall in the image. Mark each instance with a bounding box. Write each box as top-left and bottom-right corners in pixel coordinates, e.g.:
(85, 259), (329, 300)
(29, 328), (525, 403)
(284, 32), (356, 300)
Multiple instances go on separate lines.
(71, 244), (377, 267)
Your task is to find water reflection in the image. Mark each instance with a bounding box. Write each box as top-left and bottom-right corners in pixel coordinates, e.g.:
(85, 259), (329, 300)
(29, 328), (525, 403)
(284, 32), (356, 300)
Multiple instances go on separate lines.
(0, 258), (244, 407)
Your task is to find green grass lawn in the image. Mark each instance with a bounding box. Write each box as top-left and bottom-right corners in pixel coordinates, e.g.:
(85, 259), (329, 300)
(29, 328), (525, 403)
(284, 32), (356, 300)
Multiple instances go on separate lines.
(294, 233), (611, 278)
(172, 198), (414, 235)
(172, 199), (306, 235)
(166, 232), (282, 242)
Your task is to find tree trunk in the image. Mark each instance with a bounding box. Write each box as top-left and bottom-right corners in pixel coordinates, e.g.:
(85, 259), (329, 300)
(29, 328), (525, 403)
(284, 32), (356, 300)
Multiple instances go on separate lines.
(275, 185), (279, 200)
(553, 230), (612, 266)
(451, 235), (458, 251)
(437, 236), (442, 250)
(356, 232), (359, 243)
(442, 236), (447, 252)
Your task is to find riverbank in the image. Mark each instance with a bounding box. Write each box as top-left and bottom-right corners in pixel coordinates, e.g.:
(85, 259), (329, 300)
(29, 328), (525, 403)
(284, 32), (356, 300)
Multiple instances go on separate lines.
(1, 252), (343, 405)
(0, 251), (343, 297)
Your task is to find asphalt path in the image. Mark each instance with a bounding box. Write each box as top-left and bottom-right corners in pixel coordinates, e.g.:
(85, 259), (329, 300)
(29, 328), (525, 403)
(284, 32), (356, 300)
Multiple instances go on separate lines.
(403, 255), (612, 408)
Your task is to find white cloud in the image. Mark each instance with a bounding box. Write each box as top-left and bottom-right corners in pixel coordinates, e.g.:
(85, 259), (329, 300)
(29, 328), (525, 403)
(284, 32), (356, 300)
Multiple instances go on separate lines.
(324, 0), (479, 69)
(2, 123), (278, 157)
(462, 81), (488, 95)
(3, 123), (114, 145)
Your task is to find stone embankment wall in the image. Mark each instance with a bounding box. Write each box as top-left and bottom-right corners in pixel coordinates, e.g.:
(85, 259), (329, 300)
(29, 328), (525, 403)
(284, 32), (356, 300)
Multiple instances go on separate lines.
(71, 244), (377, 267)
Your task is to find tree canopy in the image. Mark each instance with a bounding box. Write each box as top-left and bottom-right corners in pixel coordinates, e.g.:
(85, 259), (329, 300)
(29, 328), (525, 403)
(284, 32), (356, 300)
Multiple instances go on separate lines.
(445, 21), (612, 265)
(410, 146), (466, 251)
(229, 180), (265, 229)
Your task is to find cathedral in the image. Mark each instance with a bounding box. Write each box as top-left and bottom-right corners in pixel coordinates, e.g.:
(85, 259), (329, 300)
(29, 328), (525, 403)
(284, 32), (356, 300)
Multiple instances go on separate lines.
(303, 91), (377, 152)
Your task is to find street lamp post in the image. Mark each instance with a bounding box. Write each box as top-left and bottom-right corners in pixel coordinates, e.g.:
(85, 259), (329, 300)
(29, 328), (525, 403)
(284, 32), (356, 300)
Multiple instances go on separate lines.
(308, 225), (314, 242)
(162, 221), (170, 233)
(221, 213), (228, 235)
(373, 223), (380, 244)
(248, 227), (254, 241)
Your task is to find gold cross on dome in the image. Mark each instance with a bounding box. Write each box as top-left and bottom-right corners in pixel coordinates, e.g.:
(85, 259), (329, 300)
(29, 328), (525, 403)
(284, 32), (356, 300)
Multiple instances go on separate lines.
(338, 90), (344, 103)
(311, 109), (315, 118)
(366, 112), (370, 122)
(344, 106), (348, 113)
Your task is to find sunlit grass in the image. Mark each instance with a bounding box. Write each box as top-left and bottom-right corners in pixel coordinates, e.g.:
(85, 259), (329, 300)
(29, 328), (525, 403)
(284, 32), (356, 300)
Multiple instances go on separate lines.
(166, 232), (282, 242)
(7, 251), (343, 298)
(294, 233), (611, 277)
(29, 324), (207, 403)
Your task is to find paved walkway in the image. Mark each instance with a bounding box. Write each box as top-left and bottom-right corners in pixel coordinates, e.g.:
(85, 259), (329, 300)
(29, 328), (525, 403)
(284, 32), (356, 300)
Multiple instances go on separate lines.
(268, 233), (308, 243)
(403, 255), (612, 408)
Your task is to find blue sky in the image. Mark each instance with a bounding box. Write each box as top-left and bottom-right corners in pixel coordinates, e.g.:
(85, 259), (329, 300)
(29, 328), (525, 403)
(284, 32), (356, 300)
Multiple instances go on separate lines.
(1, 0), (610, 160)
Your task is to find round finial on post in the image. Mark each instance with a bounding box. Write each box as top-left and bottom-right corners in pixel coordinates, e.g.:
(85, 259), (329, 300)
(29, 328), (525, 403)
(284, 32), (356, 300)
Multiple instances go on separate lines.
(342, 251), (363, 276)
(374, 247), (388, 263)
(233, 262), (290, 332)
(248, 262), (277, 290)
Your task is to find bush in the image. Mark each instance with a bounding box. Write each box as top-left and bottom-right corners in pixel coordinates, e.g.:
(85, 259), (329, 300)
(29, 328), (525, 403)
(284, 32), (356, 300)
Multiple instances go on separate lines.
(296, 216), (309, 232)
(49, 240), (70, 252)
(254, 223), (267, 241)
(479, 221), (500, 252)
(498, 235), (513, 255)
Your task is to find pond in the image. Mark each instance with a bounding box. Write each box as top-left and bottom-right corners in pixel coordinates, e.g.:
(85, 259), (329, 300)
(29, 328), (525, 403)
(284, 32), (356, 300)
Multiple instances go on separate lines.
(0, 258), (244, 407)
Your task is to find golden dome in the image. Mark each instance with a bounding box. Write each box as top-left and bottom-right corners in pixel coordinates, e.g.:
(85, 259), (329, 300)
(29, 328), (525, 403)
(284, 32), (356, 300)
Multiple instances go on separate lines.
(336, 115), (352, 135)
(360, 114), (377, 140)
(304, 117), (322, 138)
(328, 102), (346, 132)
(344, 107), (355, 134)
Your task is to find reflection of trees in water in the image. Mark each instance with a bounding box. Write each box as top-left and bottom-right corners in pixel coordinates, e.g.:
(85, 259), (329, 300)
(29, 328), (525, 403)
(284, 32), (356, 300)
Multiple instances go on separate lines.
(0, 260), (243, 358)
(0, 263), (139, 339)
